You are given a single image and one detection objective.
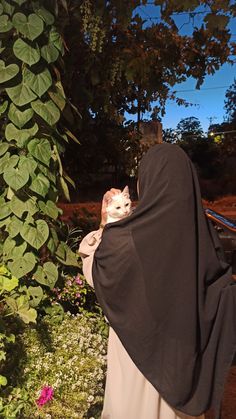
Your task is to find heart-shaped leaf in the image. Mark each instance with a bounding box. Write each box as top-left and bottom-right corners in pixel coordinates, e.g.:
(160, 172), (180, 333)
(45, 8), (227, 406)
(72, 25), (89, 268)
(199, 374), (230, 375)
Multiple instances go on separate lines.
(48, 82), (66, 111)
(12, 13), (44, 41)
(0, 142), (9, 156)
(6, 80), (37, 106)
(2, 0), (15, 15)
(8, 103), (34, 128)
(24, 67), (52, 98)
(29, 173), (50, 197)
(0, 60), (19, 83)
(49, 27), (64, 53)
(19, 155), (37, 174)
(32, 4), (54, 25)
(5, 123), (38, 147)
(34, 262), (58, 289)
(0, 15), (13, 32)
(6, 215), (23, 238)
(8, 252), (36, 278)
(10, 242), (27, 259)
(0, 274), (18, 292)
(0, 154), (19, 175)
(10, 195), (38, 217)
(28, 286), (44, 307)
(0, 202), (11, 220)
(31, 99), (60, 125)
(28, 138), (51, 166)
(38, 200), (59, 219)
(0, 152), (10, 174)
(13, 38), (40, 66)
(3, 166), (29, 190)
(41, 43), (59, 63)
(56, 242), (79, 267)
(20, 219), (49, 249)
(0, 100), (8, 115)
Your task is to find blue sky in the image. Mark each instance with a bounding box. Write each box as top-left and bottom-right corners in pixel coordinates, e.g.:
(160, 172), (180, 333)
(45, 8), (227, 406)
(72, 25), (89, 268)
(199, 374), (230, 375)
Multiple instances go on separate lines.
(133, 3), (236, 132)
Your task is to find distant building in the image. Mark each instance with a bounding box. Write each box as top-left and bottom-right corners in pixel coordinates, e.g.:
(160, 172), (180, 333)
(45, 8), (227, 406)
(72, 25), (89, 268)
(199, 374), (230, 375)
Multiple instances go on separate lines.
(139, 121), (163, 145)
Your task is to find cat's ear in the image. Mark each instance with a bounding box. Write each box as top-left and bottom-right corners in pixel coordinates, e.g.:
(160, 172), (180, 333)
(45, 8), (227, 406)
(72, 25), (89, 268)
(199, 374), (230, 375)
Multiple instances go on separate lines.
(122, 185), (129, 198)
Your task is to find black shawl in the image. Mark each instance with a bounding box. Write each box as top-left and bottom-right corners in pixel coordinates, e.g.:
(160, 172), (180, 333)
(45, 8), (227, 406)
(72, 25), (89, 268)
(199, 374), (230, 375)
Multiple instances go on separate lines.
(93, 143), (236, 417)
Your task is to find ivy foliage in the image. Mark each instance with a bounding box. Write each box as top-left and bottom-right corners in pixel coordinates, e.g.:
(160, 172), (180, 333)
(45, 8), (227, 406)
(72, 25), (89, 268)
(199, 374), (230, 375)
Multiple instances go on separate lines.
(0, 0), (79, 315)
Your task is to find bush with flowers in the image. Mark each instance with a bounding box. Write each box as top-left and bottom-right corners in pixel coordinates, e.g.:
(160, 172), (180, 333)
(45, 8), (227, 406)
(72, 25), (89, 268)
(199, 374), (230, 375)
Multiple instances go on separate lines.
(0, 310), (108, 418)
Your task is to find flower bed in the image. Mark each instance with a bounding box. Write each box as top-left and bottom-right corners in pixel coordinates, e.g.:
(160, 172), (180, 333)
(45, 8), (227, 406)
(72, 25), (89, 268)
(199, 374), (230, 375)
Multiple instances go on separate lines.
(0, 312), (108, 419)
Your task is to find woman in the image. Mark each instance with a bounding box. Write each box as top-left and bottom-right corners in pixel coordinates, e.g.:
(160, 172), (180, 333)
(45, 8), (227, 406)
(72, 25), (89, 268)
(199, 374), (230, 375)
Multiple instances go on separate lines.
(79, 143), (236, 419)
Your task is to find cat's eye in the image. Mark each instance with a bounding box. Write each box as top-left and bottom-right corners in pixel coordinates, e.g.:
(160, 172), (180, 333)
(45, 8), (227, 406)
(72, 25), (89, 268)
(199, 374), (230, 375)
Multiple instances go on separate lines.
(116, 206), (121, 210)
(125, 203), (129, 206)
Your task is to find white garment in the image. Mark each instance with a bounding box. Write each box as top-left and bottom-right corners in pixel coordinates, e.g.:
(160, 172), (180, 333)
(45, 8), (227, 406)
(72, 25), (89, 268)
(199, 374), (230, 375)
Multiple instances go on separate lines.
(79, 230), (205, 419)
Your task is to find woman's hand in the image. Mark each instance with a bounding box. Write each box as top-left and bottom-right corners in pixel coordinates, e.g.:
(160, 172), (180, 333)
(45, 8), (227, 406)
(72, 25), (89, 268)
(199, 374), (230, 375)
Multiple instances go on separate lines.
(100, 188), (121, 227)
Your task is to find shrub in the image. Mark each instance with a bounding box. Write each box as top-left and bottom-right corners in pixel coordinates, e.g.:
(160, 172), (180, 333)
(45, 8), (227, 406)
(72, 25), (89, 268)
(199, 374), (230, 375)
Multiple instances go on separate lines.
(0, 311), (108, 418)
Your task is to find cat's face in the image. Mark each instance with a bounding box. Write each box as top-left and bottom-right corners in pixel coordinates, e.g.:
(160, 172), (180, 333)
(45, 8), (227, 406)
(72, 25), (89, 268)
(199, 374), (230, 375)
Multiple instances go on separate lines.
(106, 186), (132, 221)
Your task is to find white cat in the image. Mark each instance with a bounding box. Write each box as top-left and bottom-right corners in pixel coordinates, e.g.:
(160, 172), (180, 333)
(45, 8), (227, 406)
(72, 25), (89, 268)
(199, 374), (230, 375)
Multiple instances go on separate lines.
(106, 186), (132, 224)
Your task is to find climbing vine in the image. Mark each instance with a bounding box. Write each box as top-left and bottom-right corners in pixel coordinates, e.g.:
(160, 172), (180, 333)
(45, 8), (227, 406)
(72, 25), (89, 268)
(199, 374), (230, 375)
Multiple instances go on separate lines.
(0, 0), (78, 328)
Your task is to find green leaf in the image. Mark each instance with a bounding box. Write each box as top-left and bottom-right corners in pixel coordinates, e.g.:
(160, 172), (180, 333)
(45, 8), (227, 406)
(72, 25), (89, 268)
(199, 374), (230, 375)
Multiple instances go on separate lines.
(0, 203), (11, 219)
(41, 43), (59, 63)
(48, 87), (66, 111)
(47, 231), (58, 254)
(5, 123), (38, 147)
(2, 0), (15, 15)
(0, 274), (18, 291)
(0, 4), (3, 15)
(20, 219), (49, 249)
(19, 155), (37, 174)
(0, 142), (9, 156)
(38, 200), (59, 219)
(49, 26), (64, 53)
(0, 100), (8, 114)
(34, 261), (58, 289)
(0, 60), (19, 83)
(3, 236), (15, 256)
(18, 306), (37, 323)
(13, 38), (40, 66)
(59, 176), (70, 201)
(0, 152), (10, 174)
(32, 5), (55, 25)
(6, 80), (37, 106)
(31, 99), (60, 125)
(6, 215), (23, 238)
(8, 252), (36, 278)
(0, 15), (13, 32)
(27, 138), (51, 166)
(6, 295), (37, 323)
(29, 173), (50, 197)
(24, 67), (52, 98)
(28, 285), (44, 307)
(10, 242), (27, 259)
(0, 375), (7, 387)
(10, 195), (26, 217)
(3, 166), (29, 190)
(56, 242), (79, 267)
(12, 13), (44, 41)
(8, 103), (34, 128)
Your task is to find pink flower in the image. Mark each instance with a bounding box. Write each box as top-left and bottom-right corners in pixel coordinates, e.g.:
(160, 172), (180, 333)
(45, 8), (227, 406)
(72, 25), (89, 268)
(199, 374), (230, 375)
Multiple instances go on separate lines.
(36, 386), (54, 407)
(66, 279), (72, 286)
(75, 275), (82, 285)
(76, 292), (81, 299)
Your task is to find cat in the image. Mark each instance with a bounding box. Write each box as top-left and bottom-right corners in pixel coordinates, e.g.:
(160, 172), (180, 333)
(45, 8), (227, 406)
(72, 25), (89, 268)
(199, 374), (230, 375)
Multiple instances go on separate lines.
(106, 186), (132, 224)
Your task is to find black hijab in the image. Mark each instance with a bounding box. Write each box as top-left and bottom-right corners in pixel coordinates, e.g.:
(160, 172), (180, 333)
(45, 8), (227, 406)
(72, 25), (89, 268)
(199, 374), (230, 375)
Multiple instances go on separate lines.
(92, 143), (236, 417)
